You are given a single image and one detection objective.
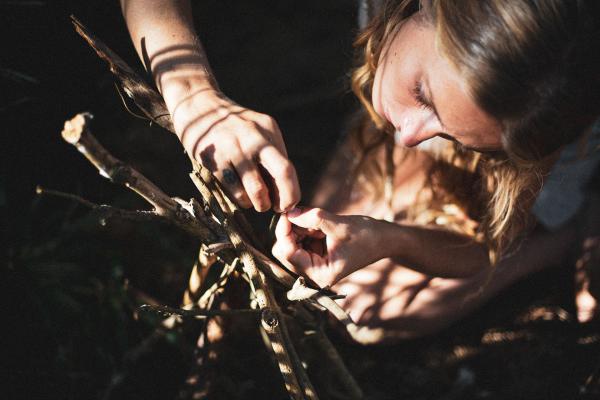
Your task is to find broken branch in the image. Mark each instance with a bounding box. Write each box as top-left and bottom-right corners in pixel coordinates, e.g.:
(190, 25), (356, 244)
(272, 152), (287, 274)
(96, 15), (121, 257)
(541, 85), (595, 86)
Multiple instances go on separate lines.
(61, 113), (215, 241)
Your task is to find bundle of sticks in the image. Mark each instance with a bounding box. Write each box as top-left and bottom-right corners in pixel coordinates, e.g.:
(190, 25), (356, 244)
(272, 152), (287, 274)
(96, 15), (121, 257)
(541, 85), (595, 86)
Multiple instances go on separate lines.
(47, 16), (371, 400)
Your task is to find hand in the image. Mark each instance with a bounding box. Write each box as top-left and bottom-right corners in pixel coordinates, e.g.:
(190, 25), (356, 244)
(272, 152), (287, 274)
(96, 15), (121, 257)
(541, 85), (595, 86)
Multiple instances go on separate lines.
(272, 207), (386, 288)
(167, 85), (300, 213)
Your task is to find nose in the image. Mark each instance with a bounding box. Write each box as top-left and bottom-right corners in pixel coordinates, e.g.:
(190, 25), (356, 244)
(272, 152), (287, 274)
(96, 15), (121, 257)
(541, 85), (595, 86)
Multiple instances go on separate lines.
(393, 110), (441, 147)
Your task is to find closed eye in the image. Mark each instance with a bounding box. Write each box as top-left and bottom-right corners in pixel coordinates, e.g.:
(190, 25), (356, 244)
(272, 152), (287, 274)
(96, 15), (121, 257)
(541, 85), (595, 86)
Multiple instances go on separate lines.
(437, 133), (504, 154)
(412, 81), (433, 112)
(412, 80), (447, 131)
(437, 132), (458, 143)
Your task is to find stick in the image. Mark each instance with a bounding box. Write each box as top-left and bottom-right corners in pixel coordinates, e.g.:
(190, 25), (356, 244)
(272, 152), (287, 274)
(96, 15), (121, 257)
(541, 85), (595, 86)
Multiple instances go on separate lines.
(139, 304), (259, 319)
(68, 17), (363, 399)
(287, 278), (384, 345)
(71, 16), (174, 133)
(190, 162), (317, 399)
(60, 113), (214, 241)
(36, 185), (170, 224)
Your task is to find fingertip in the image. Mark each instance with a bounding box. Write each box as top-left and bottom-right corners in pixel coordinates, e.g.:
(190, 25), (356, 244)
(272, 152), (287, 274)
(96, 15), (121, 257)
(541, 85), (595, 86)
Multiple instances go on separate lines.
(279, 184), (301, 213)
(279, 183), (300, 212)
(258, 147), (300, 213)
(254, 198), (272, 213)
(274, 213), (292, 238)
(280, 200), (298, 213)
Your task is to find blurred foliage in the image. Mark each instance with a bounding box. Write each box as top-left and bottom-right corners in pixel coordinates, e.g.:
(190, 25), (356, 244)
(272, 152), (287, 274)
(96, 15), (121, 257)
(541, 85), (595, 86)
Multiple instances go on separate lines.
(5, 192), (195, 399)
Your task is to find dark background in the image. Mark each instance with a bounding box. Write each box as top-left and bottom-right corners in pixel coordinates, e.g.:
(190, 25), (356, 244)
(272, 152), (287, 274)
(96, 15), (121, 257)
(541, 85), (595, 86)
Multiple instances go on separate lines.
(3, 1), (599, 399)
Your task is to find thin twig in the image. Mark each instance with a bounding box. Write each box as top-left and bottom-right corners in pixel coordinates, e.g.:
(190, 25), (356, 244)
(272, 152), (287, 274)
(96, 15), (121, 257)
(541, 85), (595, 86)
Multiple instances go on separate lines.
(287, 277), (384, 345)
(60, 113), (215, 240)
(36, 185), (164, 223)
(190, 164), (317, 399)
(139, 304), (260, 319)
(197, 257), (240, 309)
(68, 17), (364, 399)
(71, 16), (174, 132)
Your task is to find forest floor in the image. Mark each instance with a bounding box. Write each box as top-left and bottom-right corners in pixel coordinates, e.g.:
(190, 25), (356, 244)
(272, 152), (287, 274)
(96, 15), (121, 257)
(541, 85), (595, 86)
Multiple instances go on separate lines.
(4, 1), (599, 399)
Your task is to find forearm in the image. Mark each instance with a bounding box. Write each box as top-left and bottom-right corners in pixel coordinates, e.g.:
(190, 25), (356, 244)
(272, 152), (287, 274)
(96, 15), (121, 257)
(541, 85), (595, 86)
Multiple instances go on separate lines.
(377, 221), (491, 278)
(120, 0), (218, 109)
(121, 1), (300, 213)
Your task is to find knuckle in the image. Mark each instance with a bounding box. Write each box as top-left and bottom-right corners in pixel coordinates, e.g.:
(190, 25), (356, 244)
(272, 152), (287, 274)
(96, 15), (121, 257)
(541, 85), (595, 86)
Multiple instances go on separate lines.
(264, 116), (278, 129)
(244, 179), (267, 197)
(313, 209), (326, 228)
(256, 113), (274, 124)
(279, 162), (295, 179)
(338, 225), (351, 240)
(243, 120), (261, 133)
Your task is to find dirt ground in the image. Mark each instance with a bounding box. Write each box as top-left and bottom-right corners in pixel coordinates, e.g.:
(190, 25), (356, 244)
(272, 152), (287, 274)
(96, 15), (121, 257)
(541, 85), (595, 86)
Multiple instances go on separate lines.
(4, 1), (599, 399)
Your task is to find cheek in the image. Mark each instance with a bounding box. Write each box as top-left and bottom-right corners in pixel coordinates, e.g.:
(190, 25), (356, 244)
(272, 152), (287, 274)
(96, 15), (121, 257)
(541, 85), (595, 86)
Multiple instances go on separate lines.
(371, 65), (385, 118)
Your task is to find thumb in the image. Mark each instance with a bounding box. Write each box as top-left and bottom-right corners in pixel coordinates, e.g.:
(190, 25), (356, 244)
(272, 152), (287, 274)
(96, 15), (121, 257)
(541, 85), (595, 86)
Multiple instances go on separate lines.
(286, 207), (337, 234)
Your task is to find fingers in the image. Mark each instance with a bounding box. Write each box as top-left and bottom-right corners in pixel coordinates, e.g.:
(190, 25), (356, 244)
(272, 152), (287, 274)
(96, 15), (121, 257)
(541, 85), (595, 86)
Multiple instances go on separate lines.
(232, 156), (271, 212)
(286, 207), (337, 234)
(257, 145), (300, 212)
(200, 143), (253, 209)
(199, 139), (272, 212)
(272, 215), (301, 273)
(214, 167), (253, 209)
(234, 120), (300, 212)
(235, 112), (299, 212)
(273, 215), (324, 270)
(254, 113), (288, 157)
(177, 96), (298, 212)
(292, 225), (326, 240)
(272, 215), (330, 287)
(275, 210), (294, 239)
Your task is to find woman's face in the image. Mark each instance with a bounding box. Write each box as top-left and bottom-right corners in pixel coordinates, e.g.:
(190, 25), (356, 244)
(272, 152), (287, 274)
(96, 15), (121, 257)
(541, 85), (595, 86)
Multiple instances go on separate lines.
(372, 14), (503, 152)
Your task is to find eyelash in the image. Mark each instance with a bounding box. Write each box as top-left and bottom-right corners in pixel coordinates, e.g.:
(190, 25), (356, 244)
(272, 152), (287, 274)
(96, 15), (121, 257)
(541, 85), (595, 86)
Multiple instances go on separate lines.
(412, 81), (433, 111)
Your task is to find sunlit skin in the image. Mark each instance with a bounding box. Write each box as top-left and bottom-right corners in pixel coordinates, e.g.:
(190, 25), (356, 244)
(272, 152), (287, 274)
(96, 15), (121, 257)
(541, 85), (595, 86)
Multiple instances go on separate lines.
(372, 13), (503, 152)
(273, 13), (506, 292)
(121, 0), (301, 214)
(121, 1), (597, 337)
(272, 14), (588, 336)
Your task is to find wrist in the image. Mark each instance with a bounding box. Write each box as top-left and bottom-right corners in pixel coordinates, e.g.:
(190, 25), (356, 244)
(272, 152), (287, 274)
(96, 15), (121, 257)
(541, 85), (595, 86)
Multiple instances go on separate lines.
(375, 219), (408, 260)
(160, 73), (220, 112)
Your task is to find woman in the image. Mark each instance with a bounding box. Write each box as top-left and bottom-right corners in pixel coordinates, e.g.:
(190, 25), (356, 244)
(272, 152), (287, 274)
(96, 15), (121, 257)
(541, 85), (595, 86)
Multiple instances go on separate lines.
(121, 0), (600, 342)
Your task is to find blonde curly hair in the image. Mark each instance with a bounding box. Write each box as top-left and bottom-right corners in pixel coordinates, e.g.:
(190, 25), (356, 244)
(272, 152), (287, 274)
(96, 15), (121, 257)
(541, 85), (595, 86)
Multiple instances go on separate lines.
(349, 0), (600, 263)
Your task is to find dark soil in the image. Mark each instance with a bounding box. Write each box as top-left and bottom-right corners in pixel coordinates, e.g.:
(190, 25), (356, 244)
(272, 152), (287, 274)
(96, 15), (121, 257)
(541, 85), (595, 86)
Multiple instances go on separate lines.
(4, 1), (599, 399)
